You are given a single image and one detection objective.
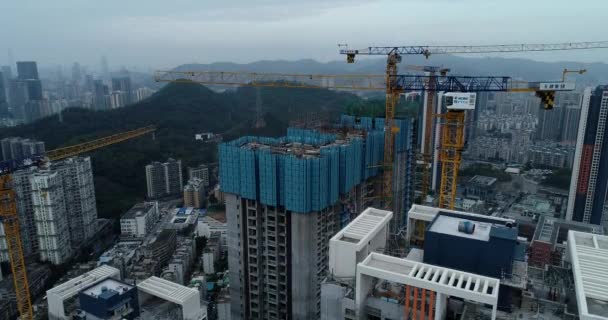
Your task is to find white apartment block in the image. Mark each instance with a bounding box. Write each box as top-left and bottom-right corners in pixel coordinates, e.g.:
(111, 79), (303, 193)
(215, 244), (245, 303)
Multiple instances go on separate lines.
(0, 169), (38, 262)
(188, 164), (210, 187)
(120, 201), (159, 237)
(54, 157), (98, 247)
(31, 171), (72, 265)
(145, 158), (183, 199)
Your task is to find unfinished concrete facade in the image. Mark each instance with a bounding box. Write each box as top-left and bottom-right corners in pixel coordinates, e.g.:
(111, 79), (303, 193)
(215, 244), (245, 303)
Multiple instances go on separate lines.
(227, 192), (353, 320)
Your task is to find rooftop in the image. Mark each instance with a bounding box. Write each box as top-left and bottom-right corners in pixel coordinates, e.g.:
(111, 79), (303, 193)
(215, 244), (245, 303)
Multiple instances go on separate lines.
(469, 175), (497, 186)
(533, 216), (603, 245)
(47, 265), (120, 304)
(137, 276), (199, 305)
(568, 231), (608, 320)
(81, 278), (133, 300)
(358, 253), (500, 306)
(332, 207), (393, 248)
(429, 215), (492, 241)
(123, 202), (157, 219)
(226, 127), (367, 159)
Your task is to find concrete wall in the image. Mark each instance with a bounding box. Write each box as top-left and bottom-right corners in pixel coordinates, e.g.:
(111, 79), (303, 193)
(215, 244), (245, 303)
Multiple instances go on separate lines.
(290, 212), (319, 319)
(225, 193), (243, 320)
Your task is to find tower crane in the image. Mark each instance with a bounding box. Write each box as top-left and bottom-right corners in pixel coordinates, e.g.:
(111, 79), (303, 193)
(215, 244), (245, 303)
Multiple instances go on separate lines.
(340, 40), (608, 207)
(155, 71), (572, 211)
(562, 68), (587, 81)
(0, 125), (156, 320)
(404, 65), (450, 201)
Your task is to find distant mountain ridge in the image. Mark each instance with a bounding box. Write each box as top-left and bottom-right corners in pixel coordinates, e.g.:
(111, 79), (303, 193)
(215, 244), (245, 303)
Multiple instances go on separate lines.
(175, 56), (608, 86)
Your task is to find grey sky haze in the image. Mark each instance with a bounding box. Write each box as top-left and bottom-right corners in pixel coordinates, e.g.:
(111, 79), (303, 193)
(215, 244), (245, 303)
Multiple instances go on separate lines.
(1, 0), (607, 70)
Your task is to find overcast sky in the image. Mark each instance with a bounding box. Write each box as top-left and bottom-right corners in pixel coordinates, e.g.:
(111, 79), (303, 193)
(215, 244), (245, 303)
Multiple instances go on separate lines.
(1, 0), (607, 70)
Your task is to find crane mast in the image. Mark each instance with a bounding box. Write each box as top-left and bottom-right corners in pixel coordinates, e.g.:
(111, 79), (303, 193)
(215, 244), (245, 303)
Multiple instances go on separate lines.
(0, 125), (155, 320)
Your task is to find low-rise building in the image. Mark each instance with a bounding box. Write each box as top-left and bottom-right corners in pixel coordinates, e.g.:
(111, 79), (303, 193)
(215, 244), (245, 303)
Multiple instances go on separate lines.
(216, 288), (231, 320)
(137, 276), (207, 320)
(566, 231), (608, 320)
(202, 249), (215, 275)
(188, 164), (210, 187)
(529, 216), (602, 268)
(78, 278), (140, 320)
(46, 265), (206, 320)
(184, 178), (206, 208)
(197, 215), (227, 248)
(464, 175), (497, 201)
(162, 238), (196, 285)
(322, 206), (504, 320)
(120, 201), (159, 238)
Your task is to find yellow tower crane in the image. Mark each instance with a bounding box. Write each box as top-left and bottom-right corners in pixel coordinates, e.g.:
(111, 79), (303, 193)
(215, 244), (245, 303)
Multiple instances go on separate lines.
(339, 41), (608, 205)
(0, 125), (155, 320)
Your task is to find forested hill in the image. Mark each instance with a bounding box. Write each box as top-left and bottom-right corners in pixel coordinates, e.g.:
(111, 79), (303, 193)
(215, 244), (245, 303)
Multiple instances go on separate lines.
(0, 81), (360, 219)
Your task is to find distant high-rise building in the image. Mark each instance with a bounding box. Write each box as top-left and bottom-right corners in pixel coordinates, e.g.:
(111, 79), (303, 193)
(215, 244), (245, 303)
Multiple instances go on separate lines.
(536, 105), (565, 141)
(25, 79), (42, 100)
(1, 65), (12, 80)
(145, 158), (183, 199)
(110, 90), (126, 109)
(0, 71), (8, 114)
(16, 61), (39, 80)
(0, 169), (38, 262)
(0, 137), (43, 160)
(134, 87), (154, 102)
(567, 86), (608, 225)
(0, 66), (11, 106)
(8, 78), (27, 119)
(165, 158), (183, 195)
(188, 164), (210, 187)
(31, 170), (73, 265)
(92, 80), (110, 110)
(84, 74), (94, 92)
(53, 157), (98, 247)
(21, 139), (45, 158)
(71, 62), (82, 82)
(562, 104), (581, 145)
(24, 100), (44, 123)
(111, 76), (132, 105)
(100, 56), (109, 78)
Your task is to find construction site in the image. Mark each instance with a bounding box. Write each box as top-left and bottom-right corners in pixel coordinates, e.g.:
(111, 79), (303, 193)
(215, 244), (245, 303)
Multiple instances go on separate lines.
(1, 40), (608, 320)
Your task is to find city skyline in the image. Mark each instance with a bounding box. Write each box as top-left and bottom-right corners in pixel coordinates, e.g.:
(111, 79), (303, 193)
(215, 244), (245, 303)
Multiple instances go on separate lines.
(2, 0), (608, 68)
(2, 2), (608, 319)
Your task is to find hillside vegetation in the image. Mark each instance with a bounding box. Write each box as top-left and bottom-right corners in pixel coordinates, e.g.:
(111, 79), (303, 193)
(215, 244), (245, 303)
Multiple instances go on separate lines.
(0, 82), (360, 218)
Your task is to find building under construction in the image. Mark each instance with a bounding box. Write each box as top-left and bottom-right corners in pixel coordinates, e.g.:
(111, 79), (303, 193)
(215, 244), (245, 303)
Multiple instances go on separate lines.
(220, 117), (414, 320)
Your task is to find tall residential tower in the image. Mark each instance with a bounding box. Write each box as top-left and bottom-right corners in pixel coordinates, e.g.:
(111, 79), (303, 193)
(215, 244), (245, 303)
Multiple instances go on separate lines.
(567, 86), (608, 225)
(221, 117), (414, 320)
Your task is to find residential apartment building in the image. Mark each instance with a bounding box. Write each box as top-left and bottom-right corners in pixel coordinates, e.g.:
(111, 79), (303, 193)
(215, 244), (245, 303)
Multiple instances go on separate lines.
(54, 157), (98, 247)
(183, 177), (206, 208)
(0, 157), (98, 264)
(145, 158), (183, 199)
(31, 171), (72, 265)
(1, 137), (45, 161)
(188, 164), (210, 187)
(222, 118), (414, 320)
(120, 201), (159, 238)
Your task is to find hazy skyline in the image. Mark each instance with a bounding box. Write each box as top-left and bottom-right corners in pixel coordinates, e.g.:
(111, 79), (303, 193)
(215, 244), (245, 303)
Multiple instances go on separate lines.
(2, 0), (607, 69)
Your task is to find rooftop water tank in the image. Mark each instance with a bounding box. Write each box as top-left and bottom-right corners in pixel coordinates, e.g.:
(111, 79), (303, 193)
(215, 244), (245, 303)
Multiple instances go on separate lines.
(458, 221), (476, 234)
